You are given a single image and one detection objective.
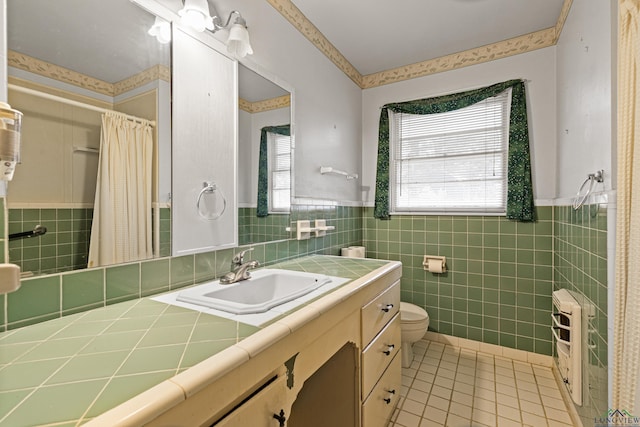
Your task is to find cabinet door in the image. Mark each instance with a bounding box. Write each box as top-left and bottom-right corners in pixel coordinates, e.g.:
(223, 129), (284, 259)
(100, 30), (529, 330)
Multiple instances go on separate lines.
(215, 375), (288, 427)
(172, 26), (238, 255)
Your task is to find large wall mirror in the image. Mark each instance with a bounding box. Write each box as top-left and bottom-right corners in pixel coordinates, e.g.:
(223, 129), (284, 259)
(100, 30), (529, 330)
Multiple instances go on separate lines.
(6, 0), (295, 276)
(6, 0), (171, 275)
(237, 63), (293, 245)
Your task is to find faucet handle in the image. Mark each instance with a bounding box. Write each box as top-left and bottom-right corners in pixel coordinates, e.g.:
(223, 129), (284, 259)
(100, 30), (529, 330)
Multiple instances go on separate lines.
(232, 248), (254, 264)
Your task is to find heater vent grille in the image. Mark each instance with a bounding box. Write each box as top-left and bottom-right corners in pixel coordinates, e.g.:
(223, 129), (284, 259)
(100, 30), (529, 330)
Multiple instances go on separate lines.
(551, 289), (582, 406)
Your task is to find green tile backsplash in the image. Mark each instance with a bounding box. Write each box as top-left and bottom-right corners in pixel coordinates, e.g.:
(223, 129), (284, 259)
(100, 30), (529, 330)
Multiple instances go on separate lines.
(9, 208), (93, 275)
(8, 206), (172, 276)
(1, 202), (363, 331)
(363, 206), (555, 356)
(238, 208), (291, 244)
(554, 202), (608, 424)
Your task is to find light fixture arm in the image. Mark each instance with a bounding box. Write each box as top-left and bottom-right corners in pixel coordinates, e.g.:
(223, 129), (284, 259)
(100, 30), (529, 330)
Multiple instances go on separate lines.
(178, 0), (253, 57)
(211, 10), (246, 32)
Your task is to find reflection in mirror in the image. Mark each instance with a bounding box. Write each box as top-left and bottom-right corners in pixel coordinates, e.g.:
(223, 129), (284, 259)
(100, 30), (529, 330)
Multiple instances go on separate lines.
(238, 64), (293, 245)
(6, 0), (171, 275)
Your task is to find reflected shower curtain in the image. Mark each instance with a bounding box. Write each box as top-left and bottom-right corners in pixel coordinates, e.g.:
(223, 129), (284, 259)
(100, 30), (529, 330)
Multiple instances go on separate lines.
(88, 112), (153, 268)
(614, 0), (640, 413)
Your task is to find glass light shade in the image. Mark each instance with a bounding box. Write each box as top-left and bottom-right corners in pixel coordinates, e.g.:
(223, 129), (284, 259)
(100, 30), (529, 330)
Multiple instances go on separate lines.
(178, 0), (213, 32)
(226, 24), (253, 57)
(148, 17), (171, 44)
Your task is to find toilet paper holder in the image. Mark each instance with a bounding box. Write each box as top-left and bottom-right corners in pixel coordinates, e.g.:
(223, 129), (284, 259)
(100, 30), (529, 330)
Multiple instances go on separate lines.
(423, 255), (447, 273)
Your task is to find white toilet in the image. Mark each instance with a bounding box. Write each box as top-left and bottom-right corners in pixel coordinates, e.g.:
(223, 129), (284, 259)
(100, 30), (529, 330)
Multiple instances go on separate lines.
(400, 302), (430, 368)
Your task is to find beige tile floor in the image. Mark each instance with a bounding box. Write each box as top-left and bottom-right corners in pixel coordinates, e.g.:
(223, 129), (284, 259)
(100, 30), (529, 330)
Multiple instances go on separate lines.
(388, 339), (576, 427)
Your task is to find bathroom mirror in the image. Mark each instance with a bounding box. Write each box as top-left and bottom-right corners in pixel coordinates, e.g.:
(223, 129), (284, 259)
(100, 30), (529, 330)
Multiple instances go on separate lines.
(237, 63), (293, 245)
(6, 0), (171, 275)
(5, 0), (295, 276)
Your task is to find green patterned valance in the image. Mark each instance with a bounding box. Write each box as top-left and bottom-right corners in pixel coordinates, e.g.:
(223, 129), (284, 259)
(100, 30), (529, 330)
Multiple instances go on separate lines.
(257, 125), (290, 217)
(374, 79), (535, 222)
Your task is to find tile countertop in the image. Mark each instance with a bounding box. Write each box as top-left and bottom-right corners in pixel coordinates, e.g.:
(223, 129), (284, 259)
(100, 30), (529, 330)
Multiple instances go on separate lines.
(0, 255), (393, 427)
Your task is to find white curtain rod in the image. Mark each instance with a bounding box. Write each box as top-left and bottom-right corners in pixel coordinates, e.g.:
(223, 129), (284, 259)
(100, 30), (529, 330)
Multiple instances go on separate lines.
(8, 84), (156, 127)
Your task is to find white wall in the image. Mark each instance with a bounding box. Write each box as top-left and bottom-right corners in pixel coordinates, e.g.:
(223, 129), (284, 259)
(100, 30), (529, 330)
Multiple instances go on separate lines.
(361, 47), (558, 206)
(217, 0), (363, 203)
(556, 0), (616, 198)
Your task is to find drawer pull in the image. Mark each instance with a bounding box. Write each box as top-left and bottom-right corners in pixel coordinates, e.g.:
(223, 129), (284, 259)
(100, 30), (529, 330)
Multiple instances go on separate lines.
(381, 304), (394, 313)
(383, 344), (395, 356)
(383, 389), (396, 404)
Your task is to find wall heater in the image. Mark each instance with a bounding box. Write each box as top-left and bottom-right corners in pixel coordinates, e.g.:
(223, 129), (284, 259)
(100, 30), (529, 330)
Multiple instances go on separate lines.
(552, 289), (582, 406)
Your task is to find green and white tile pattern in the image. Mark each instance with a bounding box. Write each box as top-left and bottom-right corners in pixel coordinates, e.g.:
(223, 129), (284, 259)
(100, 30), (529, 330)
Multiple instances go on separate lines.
(0, 255), (385, 426)
(363, 207), (555, 356)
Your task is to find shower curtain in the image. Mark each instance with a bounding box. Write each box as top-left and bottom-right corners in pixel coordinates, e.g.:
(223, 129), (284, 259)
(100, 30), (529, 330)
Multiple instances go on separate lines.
(87, 111), (153, 268)
(614, 0), (640, 413)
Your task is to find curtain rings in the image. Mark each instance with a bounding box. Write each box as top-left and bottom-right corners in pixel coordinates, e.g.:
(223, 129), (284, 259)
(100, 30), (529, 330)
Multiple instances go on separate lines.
(196, 181), (227, 220)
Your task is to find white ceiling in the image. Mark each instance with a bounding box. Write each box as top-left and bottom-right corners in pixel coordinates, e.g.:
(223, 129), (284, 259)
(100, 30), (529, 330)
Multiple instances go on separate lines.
(6, 0), (565, 85)
(7, 0), (169, 84)
(291, 0), (565, 75)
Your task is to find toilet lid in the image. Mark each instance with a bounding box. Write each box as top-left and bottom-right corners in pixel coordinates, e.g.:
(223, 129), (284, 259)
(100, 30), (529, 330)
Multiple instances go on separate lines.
(400, 302), (429, 323)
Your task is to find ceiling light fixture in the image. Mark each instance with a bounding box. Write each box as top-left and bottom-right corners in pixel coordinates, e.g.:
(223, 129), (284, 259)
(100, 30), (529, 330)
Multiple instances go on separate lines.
(178, 0), (253, 57)
(178, 0), (214, 32)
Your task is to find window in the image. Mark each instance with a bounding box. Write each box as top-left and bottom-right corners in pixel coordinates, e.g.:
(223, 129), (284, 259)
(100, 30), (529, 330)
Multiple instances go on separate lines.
(268, 132), (291, 212)
(389, 90), (511, 214)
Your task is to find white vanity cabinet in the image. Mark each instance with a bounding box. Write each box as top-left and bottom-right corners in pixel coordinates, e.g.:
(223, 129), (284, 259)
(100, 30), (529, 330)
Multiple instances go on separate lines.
(117, 261), (402, 427)
(361, 281), (402, 427)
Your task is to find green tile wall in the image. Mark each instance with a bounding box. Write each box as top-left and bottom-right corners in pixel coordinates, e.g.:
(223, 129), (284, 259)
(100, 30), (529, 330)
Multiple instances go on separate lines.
(8, 208), (93, 275)
(8, 207), (172, 276)
(1, 202), (362, 331)
(158, 207), (171, 258)
(363, 206), (555, 356)
(238, 208), (290, 245)
(554, 202), (608, 424)
(2, 196), (611, 414)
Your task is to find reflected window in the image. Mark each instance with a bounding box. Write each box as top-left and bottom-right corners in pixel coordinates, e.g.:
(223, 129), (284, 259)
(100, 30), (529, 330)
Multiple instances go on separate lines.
(268, 132), (291, 212)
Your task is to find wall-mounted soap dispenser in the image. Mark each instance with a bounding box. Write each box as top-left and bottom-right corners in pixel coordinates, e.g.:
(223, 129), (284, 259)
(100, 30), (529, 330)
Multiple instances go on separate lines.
(0, 102), (23, 180)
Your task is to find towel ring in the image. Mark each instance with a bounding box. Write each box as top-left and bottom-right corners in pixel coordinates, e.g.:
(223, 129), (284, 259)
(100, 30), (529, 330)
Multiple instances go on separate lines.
(572, 170), (604, 210)
(196, 181), (227, 220)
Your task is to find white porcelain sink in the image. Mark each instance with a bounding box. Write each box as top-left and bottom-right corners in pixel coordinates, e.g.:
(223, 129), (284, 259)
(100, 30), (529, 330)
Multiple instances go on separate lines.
(175, 269), (340, 314)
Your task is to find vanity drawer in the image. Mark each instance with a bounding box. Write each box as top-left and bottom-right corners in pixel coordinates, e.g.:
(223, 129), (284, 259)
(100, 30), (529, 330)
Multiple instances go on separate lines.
(362, 314), (400, 398)
(361, 354), (401, 427)
(361, 280), (400, 346)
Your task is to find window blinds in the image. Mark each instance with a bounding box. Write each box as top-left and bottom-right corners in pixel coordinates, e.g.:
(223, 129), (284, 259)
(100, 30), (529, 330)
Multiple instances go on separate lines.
(268, 132), (291, 212)
(390, 90), (510, 213)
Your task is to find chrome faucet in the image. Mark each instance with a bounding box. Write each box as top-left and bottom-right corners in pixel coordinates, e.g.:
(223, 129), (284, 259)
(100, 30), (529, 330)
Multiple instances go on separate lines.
(219, 248), (260, 284)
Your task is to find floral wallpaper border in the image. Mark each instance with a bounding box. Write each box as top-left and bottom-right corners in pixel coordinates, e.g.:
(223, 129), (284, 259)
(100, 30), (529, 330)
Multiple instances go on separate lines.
(266, 0), (573, 89)
(9, 50), (170, 97)
(265, 0), (363, 88)
(239, 94), (291, 113)
(113, 64), (171, 96)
